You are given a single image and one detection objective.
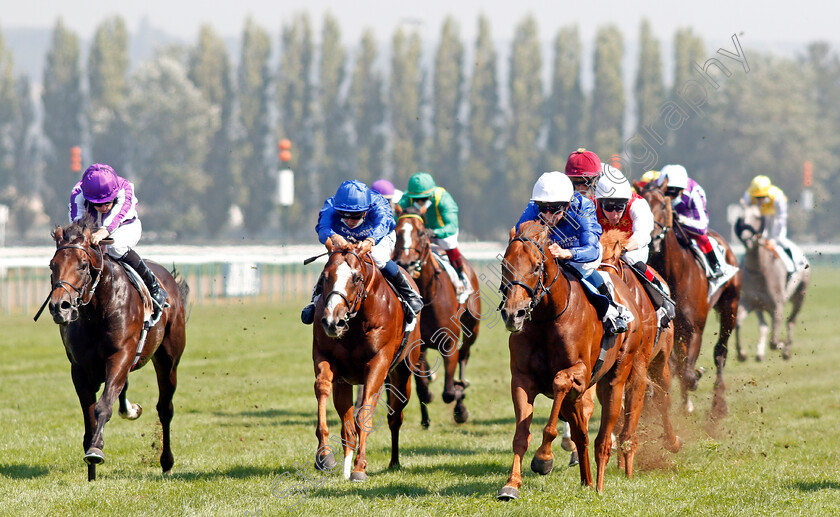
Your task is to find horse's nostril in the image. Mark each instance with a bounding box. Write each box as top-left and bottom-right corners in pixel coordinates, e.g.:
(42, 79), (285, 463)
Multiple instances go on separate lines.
(335, 319), (347, 328)
(516, 309), (527, 319)
(61, 301), (72, 310)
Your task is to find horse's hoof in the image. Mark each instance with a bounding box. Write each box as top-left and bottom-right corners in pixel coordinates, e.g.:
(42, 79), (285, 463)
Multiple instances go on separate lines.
(119, 403), (143, 420)
(530, 456), (554, 475)
(163, 469), (172, 476)
(568, 450), (579, 467)
(453, 406), (469, 424)
(782, 347), (792, 361)
(429, 372), (438, 383)
(769, 341), (779, 351)
(685, 399), (695, 415)
(560, 436), (574, 452)
(497, 486), (519, 501)
(737, 352), (747, 362)
(314, 451), (337, 471)
(755, 355), (764, 362)
(421, 419), (431, 430)
(84, 448), (105, 465)
(349, 471), (368, 482)
(454, 378), (471, 389)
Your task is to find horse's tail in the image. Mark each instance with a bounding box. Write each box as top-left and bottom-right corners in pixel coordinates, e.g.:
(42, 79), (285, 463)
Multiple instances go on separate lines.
(171, 265), (192, 323)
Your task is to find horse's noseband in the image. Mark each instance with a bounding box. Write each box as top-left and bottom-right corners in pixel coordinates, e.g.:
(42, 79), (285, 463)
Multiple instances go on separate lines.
(323, 250), (373, 323)
(500, 235), (559, 319)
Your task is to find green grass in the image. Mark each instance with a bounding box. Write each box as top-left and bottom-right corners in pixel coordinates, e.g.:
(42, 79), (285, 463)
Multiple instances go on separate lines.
(1, 268), (839, 516)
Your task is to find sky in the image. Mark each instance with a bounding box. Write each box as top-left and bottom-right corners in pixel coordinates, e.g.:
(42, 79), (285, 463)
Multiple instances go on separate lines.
(1, 0), (834, 48)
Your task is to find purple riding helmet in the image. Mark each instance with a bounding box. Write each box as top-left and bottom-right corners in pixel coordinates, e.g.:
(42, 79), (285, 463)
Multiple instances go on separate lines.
(81, 164), (119, 203)
(371, 179), (395, 198)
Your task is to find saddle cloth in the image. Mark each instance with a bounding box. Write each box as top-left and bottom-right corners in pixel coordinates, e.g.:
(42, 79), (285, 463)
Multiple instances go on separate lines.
(688, 236), (739, 299)
(430, 249), (472, 304)
(117, 262), (160, 369)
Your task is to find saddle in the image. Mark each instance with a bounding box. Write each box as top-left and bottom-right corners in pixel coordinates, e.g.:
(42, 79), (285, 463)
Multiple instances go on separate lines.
(117, 261), (162, 370)
(430, 249), (472, 303)
(684, 236), (739, 299)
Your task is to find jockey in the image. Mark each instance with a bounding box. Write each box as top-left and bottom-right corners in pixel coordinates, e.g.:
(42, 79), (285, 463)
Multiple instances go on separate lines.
(301, 180), (424, 325)
(742, 175), (803, 275)
(594, 167), (675, 326)
(397, 172), (469, 292)
(564, 147), (602, 197)
(69, 163), (168, 312)
(656, 164), (724, 279)
(636, 170), (660, 191)
(371, 179), (403, 213)
(515, 170), (631, 335)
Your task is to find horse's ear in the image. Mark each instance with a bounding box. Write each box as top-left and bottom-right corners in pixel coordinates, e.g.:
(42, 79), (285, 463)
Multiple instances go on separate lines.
(508, 226), (516, 242)
(394, 203), (403, 216)
(82, 225), (92, 242)
(52, 225), (63, 243)
(659, 177), (669, 191)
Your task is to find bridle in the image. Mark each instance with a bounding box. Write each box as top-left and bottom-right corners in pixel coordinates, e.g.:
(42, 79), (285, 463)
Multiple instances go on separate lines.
(323, 249), (375, 323)
(35, 242), (105, 321)
(396, 214), (430, 277)
(500, 232), (564, 320)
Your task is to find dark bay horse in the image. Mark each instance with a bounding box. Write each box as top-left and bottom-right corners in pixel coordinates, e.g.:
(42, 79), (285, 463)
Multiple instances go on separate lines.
(393, 208), (480, 426)
(639, 184), (741, 419)
(600, 230), (682, 459)
(734, 204), (809, 361)
(45, 221), (188, 481)
(497, 221), (646, 498)
(312, 245), (421, 482)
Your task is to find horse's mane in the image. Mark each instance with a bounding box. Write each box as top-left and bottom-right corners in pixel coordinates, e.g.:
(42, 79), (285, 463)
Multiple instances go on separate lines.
(601, 229), (628, 262)
(52, 215), (97, 245)
(401, 205), (423, 216)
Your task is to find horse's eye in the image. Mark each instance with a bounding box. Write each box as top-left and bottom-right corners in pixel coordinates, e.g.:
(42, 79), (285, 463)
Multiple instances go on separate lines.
(352, 273), (363, 283)
(78, 262), (88, 271)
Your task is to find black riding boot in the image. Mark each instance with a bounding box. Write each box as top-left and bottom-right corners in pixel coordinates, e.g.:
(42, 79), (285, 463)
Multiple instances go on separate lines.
(648, 277), (676, 326)
(301, 278), (323, 325)
(385, 270), (424, 315)
(596, 283), (629, 335)
(704, 250), (723, 279)
(120, 249), (168, 309)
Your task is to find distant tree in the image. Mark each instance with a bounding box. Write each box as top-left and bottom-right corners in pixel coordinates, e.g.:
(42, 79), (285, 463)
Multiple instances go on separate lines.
(189, 25), (235, 236)
(505, 15), (542, 224)
(431, 17), (464, 198)
(87, 16), (129, 172)
(589, 25), (625, 162)
(237, 18), (274, 237)
(348, 29), (386, 184)
(545, 24), (585, 170)
(125, 56), (219, 236)
(318, 14), (351, 188)
(389, 27), (423, 187)
(664, 28), (706, 169)
(633, 18), (664, 176)
(41, 20), (84, 223)
(463, 14), (503, 238)
(278, 13), (317, 222)
(0, 29), (19, 192)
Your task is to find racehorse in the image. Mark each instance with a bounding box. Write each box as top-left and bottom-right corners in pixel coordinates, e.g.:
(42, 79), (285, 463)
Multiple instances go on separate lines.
(44, 220), (188, 481)
(497, 220), (646, 498)
(639, 184), (741, 419)
(393, 206), (480, 426)
(600, 230), (682, 458)
(734, 204), (809, 361)
(312, 245), (421, 481)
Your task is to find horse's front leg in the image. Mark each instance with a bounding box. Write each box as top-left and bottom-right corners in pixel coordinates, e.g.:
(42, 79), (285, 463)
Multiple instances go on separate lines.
(497, 374), (536, 501)
(755, 311), (769, 359)
(314, 359), (339, 472)
(770, 301), (785, 353)
(86, 352), (132, 465)
(71, 364), (99, 480)
(735, 303), (749, 362)
(351, 359), (390, 481)
(533, 363), (587, 478)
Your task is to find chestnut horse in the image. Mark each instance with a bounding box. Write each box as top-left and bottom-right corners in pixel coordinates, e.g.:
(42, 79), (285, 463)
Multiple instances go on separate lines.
(600, 230), (682, 457)
(639, 185), (741, 419)
(44, 221), (188, 481)
(497, 220), (646, 498)
(393, 207), (480, 426)
(312, 246), (421, 481)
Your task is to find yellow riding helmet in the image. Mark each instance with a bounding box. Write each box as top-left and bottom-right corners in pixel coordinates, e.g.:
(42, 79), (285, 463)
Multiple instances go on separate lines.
(749, 175), (772, 198)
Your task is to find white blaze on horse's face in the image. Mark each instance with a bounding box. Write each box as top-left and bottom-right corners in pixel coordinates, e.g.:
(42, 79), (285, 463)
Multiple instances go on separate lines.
(400, 221), (414, 252)
(325, 261), (357, 319)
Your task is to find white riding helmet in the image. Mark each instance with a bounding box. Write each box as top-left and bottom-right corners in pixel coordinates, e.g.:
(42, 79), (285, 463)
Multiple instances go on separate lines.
(531, 172), (573, 203)
(661, 164), (688, 189)
(595, 166), (632, 200)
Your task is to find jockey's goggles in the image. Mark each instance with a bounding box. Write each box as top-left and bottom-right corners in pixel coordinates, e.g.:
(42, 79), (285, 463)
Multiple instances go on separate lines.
(535, 201), (569, 213)
(92, 201), (114, 208)
(337, 210), (365, 220)
(664, 187), (683, 198)
(601, 201), (627, 213)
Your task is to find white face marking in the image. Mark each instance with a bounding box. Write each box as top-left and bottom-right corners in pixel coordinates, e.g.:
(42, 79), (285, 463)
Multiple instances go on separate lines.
(400, 221), (414, 250)
(326, 262), (356, 314)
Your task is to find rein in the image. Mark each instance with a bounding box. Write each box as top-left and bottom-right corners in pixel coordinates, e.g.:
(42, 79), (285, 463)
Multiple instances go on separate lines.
(323, 249), (376, 323)
(501, 233), (565, 320)
(35, 243), (105, 321)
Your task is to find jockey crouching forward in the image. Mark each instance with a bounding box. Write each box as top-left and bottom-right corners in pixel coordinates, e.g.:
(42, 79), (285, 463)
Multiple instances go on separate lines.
(301, 180), (424, 325)
(398, 172), (470, 294)
(594, 168), (676, 327)
(657, 164), (725, 279)
(742, 175), (807, 276)
(69, 163), (168, 314)
(515, 171), (632, 335)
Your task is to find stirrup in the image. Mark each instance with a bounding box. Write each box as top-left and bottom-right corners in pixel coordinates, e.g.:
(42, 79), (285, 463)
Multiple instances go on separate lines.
(603, 317), (629, 335)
